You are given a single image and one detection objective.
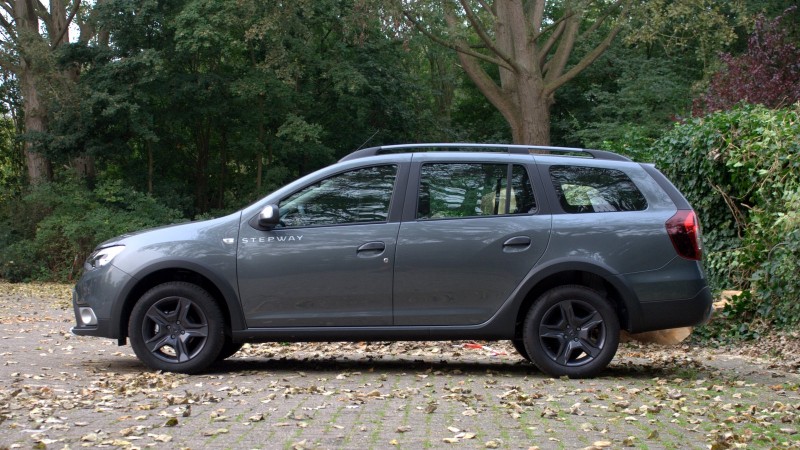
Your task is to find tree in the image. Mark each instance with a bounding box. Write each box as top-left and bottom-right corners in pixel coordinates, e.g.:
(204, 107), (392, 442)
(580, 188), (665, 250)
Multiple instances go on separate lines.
(0, 0), (104, 184)
(396, 0), (743, 145)
(694, 8), (800, 115)
(399, 0), (632, 144)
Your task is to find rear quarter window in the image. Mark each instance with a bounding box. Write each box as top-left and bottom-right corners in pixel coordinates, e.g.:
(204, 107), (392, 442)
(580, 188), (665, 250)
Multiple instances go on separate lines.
(549, 165), (647, 213)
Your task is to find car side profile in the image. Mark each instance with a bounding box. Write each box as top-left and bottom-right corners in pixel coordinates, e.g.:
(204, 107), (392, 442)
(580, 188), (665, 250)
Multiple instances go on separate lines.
(71, 143), (712, 378)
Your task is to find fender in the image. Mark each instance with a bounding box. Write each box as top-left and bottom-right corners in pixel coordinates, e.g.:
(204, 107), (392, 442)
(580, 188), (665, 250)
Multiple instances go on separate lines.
(110, 259), (246, 338)
(488, 257), (644, 332)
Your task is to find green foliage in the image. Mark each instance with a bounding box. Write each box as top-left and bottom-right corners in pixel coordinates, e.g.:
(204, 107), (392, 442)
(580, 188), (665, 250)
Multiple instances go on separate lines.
(0, 116), (24, 201)
(552, 43), (697, 160)
(653, 103), (800, 331)
(0, 176), (182, 282)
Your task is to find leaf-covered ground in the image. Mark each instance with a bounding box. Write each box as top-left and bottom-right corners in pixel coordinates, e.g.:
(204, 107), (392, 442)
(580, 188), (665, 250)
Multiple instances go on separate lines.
(0, 282), (799, 449)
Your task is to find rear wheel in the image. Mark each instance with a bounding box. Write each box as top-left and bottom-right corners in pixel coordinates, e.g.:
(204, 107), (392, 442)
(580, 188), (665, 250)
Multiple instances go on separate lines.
(129, 282), (225, 373)
(523, 285), (619, 378)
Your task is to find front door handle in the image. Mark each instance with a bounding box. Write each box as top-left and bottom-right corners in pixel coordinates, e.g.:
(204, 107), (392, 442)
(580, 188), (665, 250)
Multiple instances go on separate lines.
(357, 241), (386, 256)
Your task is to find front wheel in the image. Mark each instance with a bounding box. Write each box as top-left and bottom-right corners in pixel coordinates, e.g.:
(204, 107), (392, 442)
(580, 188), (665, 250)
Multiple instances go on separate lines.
(522, 285), (619, 378)
(511, 339), (531, 362)
(129, 282), (225, 373)
(216, 339), (244, 361)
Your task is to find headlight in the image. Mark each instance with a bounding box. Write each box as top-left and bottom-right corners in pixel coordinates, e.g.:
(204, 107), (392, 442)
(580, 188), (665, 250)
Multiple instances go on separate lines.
(86, 245), (125, 270)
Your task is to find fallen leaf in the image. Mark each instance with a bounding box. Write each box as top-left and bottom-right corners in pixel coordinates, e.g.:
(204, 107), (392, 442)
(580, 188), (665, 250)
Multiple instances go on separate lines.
(148, 434), (172, 443)
(202, 428), (229, 436)
(164, 417), (178, 427)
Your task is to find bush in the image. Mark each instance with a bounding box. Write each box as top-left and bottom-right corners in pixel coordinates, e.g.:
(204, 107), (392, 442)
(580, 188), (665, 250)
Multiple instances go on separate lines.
(653, 103), (800, 331)
(0, 175), (183, 282)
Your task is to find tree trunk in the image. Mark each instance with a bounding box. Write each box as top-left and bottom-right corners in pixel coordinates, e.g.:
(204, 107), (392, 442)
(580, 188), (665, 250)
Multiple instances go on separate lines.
(513, 76), (552, 145)
(147, 141), (154, 195)
(256, 155), (263, 193)
(20, 71), (52, 183)
(16, 0), (52, 184)
(70, 154), (95, 179)
(195, 123), (210, 213)
(217, 127), (227, 210)
(428, 49), (454, 128)
(512, 98), (551, 145)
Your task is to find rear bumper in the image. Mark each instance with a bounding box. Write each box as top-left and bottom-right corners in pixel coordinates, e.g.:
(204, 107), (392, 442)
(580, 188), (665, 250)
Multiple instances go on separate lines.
(633, 285), (713, 333)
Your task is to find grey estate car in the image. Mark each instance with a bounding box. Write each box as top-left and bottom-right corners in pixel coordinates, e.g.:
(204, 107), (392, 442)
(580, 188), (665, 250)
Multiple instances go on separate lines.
(72, 143), (712, 378)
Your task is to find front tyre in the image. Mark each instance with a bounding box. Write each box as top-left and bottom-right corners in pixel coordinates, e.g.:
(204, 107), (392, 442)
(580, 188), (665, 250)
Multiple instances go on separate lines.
(511, 339), (531, 362)
(129, 282), (225, 374)
(523, 285), (619, 378)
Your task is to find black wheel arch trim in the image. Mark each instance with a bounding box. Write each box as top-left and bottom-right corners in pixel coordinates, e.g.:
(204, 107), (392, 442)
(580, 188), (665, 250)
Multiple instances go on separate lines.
(498, 258), (644, 333)
(109, 260), (245, 340)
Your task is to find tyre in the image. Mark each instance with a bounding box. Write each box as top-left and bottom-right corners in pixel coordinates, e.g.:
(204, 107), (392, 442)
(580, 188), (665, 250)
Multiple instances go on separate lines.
(216, 339), (244, 361)
(522, 285), (619, 378)
(511, 339), (531, 362)
(129, 282), (225, 373)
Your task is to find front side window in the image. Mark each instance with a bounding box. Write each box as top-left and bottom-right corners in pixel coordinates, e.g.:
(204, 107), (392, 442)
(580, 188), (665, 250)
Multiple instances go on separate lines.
(279, 165), (397, 227)
(549, 165), (647, 213)
(417, 163), (536, 219)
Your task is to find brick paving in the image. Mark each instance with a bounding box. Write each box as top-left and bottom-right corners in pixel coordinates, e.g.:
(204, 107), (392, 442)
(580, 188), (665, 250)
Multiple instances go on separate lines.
(1, 285), (799, 449)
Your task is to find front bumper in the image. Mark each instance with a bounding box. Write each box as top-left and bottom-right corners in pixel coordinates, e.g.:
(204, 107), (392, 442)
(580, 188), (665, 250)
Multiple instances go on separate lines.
(71, 264), (134, 340)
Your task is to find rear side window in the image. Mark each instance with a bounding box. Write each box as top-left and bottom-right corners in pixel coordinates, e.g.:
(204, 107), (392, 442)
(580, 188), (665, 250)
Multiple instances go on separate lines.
(418, 163), (536, 219)
(549, 165), (647, 213)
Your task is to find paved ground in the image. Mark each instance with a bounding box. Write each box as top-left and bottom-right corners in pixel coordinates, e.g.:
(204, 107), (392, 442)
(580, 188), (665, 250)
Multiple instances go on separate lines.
(1, 283), (799, 450)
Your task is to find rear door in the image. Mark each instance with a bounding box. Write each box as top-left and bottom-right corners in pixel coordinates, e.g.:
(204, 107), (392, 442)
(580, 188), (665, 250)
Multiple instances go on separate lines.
(393, 159), (551, 325)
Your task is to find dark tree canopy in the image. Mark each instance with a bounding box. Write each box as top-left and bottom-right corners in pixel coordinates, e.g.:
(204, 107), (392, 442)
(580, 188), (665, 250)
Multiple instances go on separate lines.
(694, 8), (800, 115)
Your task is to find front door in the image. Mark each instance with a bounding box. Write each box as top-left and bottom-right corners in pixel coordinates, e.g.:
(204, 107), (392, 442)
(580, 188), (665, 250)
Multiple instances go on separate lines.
(238, 165), (399, 327)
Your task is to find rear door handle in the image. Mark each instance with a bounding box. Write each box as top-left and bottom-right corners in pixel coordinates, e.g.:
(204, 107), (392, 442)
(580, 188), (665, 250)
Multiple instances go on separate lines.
(503, 236), (531, 247)
(357, 241), (386, 256)
(502, 236), (531, 252)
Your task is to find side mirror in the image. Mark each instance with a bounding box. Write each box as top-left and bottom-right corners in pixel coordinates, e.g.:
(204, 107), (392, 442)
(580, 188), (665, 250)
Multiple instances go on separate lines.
(258, 204), (281, 228)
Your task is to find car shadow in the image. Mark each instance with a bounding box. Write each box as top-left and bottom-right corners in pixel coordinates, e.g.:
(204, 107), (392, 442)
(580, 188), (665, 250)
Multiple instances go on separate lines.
(81, 352), (715, 380)
(202, 355), (708, 380)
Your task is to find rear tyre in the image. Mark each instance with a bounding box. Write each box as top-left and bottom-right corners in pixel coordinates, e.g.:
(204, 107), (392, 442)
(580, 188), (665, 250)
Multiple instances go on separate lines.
(129, 282), (225, 374)
(511, 339), (531, 362)
(523, 285), (619, 378)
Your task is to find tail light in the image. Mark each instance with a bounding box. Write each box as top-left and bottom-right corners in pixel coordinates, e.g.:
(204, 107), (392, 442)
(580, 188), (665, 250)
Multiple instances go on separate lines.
(666, 210), (702, 260)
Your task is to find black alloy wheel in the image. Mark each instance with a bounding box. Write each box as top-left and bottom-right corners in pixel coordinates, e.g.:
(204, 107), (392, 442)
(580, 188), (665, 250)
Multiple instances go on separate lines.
(129, 282), (224, 373)
(523, 285), (619, 378)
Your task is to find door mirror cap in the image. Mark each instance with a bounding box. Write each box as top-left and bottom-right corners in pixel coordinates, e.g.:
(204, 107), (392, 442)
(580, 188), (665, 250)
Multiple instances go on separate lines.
(258, 204), (280, 228)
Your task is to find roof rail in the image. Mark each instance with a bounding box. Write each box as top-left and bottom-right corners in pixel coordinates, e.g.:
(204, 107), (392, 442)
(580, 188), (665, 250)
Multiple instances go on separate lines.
(339, 143), (631, 162)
